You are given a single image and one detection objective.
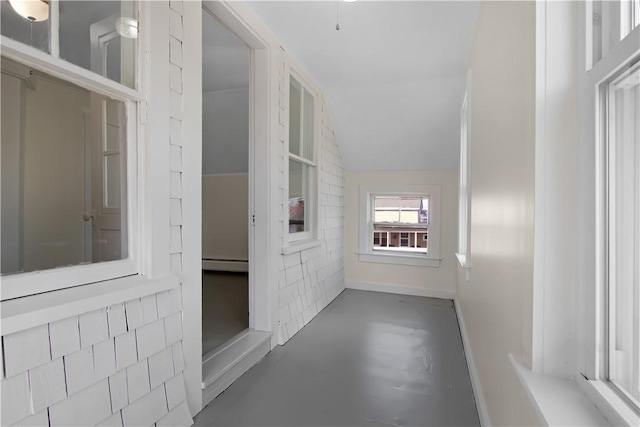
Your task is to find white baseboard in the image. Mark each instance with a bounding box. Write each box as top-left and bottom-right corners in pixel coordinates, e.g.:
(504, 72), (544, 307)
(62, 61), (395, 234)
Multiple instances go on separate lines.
(454, 297), (491, 427)
(345, 280), (455, 300)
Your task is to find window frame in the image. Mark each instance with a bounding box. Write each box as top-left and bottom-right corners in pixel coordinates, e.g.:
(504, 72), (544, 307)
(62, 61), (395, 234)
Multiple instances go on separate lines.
(358, 185), (441, 268)
(579, 1), (640, 421)
(285, 65), (320, 248)
(0, 1), (144, 300)
(456, 72), (472, 274)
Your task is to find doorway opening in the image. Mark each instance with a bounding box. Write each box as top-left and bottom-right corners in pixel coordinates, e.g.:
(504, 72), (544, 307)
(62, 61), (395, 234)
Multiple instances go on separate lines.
(200, 3), (272, 406)
(201, 10), (250, 357)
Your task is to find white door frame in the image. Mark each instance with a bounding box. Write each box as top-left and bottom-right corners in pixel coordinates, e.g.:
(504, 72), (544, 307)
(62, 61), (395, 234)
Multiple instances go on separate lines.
(201, 0), (273, 335)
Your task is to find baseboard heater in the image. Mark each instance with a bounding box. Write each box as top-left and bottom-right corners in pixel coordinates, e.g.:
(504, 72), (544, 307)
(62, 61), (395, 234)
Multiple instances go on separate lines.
(202, 259), (249, 273)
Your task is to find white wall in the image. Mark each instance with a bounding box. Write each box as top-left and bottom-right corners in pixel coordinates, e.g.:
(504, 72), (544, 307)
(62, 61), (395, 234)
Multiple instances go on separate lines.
(455, 1), (539, 425)
(344, 170), (458, 296)
(202, 174), (248, 261)
(202, 88), (249, 175)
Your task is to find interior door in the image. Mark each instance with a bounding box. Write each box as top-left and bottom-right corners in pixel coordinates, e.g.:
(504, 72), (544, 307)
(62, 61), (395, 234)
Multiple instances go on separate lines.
(90, 96), (126, 262)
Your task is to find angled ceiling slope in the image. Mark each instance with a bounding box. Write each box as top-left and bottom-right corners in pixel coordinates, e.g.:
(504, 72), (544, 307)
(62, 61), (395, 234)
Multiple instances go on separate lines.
(245, 0), (480, 171)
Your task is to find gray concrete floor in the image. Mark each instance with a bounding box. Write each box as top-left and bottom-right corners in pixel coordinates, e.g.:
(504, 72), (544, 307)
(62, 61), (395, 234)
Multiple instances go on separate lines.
(194, 289), (480, 426)
(202, 271), (249, 356)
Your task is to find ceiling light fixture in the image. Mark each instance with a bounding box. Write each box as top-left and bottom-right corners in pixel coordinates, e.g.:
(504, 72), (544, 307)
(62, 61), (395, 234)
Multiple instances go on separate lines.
(8, 0), (49, 22)
(116, 17), (139, 39)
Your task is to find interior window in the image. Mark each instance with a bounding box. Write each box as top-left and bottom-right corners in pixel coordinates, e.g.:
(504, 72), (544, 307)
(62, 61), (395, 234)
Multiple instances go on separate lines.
(1, 58), (129, 276)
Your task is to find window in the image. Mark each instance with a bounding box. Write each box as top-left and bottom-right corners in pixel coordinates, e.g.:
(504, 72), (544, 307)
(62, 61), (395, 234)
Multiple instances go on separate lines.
(602, 60), (640, 409)
(287, 71), (318, 243)
(457, 81), (471, 271)
(359, 185), (441, 267)
(1, 0), (140, 300)
(591, 0), (640, 68)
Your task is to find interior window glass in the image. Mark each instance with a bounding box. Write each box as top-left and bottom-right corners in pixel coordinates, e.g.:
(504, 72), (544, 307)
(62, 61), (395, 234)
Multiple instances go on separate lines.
(1, 0), (50, 53)
(1, 58), (128, 276)
(59, 0), (137, 88)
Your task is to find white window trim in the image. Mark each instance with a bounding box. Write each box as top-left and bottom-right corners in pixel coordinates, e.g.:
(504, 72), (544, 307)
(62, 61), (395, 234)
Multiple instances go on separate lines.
(0, 2), (145, 300)
(358, 184), (441, 268)
(456, 71), (472, 275)
(284, 63), (320, 250)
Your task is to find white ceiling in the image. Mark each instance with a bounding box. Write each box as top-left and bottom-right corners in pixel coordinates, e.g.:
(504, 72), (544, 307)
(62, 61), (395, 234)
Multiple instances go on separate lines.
(202, 10), (250, 93)
(245, 0), (479, 171)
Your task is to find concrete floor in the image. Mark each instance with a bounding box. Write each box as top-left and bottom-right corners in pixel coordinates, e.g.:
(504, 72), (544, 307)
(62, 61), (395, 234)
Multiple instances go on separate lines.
(194, 289), (480, 426)
(202, 271), (249, 356)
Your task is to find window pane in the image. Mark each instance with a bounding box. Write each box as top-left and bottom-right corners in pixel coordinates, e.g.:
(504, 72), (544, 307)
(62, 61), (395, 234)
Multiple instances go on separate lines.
(302, 88), (314, 161)
(1, 58), (128, 275)
(289, 159), (310, 234)
(1, 0), (50, 53)
(374, 196), (428, 224)
(289, 77), (302, 156)
(372, 196), (428, 253)
(59, 1), (137, 89)
(607, 63), (640, 406)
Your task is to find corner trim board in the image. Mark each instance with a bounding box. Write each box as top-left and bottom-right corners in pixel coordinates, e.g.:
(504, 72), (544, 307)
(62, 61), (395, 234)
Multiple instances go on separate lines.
(454, 297), (492, 427)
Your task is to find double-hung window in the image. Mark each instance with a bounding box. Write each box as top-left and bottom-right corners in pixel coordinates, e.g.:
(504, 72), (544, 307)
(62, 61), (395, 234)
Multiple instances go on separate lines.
(1, 0), (141, 300)
(601, 59), (640, 412)
(358, 185), (441, 268)
(287, 70), (318, 244)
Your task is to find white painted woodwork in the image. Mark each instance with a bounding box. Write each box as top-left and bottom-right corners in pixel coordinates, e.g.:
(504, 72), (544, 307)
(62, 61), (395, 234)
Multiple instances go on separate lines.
(126, 359), (151, 403)
(114, 331), (138, 371)
(165, 373), (187, 411)
(108, 369), (129, 413)
(3, 324), (50, 378)
(0, 372), (31, 425)
(149, 347), (175, 390)
(135, 319), (166, 360)
(141, 294), (159, 324)
(124, 299), (144, 331)
(48, 379), (112, 427)
(120, 384), (167, 427)
(29, 358), (67, 412)
(96, 412), (124, 427)
(156, 400), (192, 427)
(93, 338), (117, 380)
(79, 309), (110, 348)
(49, 316), (81, 360)
(107, 304), (128, 338)
(64, 347), (95, 396)
(164, 312), (183, 346)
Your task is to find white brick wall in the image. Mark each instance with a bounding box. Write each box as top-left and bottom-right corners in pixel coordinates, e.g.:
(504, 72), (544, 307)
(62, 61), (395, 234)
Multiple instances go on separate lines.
(0, 3), (191, 426)
(276, 53), (346, 345)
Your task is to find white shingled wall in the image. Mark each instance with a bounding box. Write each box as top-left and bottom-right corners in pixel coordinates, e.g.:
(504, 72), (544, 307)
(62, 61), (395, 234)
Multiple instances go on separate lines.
(0, 2), (191, 426)
(276, 51), (346, 345)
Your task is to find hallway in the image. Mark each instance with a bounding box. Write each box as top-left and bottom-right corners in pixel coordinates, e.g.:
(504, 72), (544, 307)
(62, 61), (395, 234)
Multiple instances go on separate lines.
(194, 289), (479, 426)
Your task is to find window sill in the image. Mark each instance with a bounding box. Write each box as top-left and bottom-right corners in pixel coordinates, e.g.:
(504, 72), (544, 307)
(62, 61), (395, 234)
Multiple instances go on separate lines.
(576, 373), (640, 426)
(358, 251), (441, 268)
(282, 239), (322, 255)
(1, 275), (180, 335)
(509, 354), (612, 426)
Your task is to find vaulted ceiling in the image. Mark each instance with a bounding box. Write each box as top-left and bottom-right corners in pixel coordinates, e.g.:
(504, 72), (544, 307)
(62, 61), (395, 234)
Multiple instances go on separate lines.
(245, 0), (480, 171)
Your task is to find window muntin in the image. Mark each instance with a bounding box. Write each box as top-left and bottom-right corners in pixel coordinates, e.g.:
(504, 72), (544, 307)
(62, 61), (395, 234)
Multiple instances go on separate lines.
(288, 73), (317, 240)
(604, 61), (640, 408)
(0, 0), (140, 300)
(371, 195), (429, 254)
